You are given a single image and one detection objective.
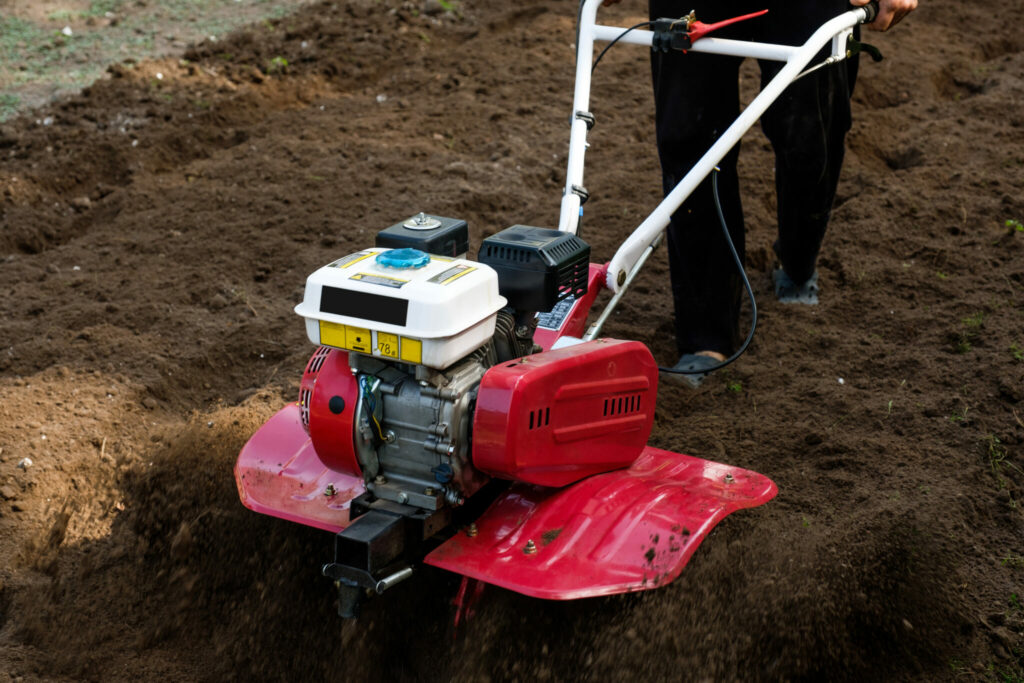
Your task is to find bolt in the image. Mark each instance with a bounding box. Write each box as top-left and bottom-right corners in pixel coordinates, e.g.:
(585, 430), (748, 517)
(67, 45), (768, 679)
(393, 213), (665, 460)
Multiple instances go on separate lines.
(515, 325), (530, 337)
(374, 475), (387, 485)
(384, 430), (397, 443)
(415, 211), (427, 225)
(324, 484), (337, 497)
(524, 539), (537, 555)
(617, 270), (627, 287)
(397, 492), (409, 504)
(724, 473), (735, 484)
(466, 522), (478, 537)
(424, 487), (435, 496)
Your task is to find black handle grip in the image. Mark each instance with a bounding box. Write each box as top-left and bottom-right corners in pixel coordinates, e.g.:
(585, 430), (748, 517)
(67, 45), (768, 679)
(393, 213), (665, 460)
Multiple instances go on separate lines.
(860, 0), (880, 23)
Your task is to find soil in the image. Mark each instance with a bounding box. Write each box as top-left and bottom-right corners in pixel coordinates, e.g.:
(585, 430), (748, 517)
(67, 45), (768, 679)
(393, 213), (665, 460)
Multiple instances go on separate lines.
(1, 0), (1023, 680)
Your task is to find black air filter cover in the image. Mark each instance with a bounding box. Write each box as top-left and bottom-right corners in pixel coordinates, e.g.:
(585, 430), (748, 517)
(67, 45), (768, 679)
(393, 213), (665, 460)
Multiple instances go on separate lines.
(479, 225), (590, 312)
(376, 213), (469, 257)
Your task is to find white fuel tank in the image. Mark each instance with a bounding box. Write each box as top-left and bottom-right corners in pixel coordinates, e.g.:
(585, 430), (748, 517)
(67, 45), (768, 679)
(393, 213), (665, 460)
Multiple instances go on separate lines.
(294, 248), (507, 369)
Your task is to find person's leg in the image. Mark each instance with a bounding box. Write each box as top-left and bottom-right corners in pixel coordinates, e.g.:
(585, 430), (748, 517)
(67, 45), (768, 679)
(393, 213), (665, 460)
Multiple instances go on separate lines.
(650, 1), (750, 357)
(758, 2), (858, 289)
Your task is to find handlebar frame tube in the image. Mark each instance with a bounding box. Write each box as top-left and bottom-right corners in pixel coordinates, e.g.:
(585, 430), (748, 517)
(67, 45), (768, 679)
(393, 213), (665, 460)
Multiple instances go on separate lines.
(557, 0), (873, 293)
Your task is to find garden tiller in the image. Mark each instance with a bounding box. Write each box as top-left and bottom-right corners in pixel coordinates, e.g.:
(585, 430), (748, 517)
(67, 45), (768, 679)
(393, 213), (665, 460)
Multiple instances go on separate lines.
(235, 0), (880, 616)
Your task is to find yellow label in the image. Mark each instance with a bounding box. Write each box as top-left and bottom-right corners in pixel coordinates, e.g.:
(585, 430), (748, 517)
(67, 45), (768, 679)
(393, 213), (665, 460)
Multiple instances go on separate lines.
(400, 337), (422, 364)
(350, 272), (408, 289)
(376, 332), (399, 359)
(346, 326), (372, 353)
(429, 265), (476, 285)
(329, 251), (374, 269)
(319, 320), (348, 348)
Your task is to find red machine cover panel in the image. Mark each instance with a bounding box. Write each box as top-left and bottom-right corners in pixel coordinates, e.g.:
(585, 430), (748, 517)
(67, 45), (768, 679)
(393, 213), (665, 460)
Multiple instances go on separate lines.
(425, 447), (777, 599)
(472, 339), (658, 488)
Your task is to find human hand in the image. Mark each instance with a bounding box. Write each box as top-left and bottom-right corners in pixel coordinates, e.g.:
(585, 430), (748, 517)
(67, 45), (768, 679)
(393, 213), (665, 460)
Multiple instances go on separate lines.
(850, 0), (917, 31)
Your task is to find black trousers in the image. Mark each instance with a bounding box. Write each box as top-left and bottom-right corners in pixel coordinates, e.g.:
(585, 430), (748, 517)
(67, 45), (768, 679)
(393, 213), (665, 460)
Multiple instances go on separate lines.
(649, 1), (858, 356)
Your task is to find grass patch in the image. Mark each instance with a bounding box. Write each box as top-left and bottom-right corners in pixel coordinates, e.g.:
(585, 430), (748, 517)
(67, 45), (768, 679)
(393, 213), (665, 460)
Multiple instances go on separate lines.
(0, 0), (316, 120)
(0, 93), (21, 122)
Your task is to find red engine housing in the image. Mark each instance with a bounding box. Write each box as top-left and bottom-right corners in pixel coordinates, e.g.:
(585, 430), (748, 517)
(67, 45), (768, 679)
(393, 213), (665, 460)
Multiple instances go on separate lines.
(471, 339), (658, 487)
(303, 347), (362, 478)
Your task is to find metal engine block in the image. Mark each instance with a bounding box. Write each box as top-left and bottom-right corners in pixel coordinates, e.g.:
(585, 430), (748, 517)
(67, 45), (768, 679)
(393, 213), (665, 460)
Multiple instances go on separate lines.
(349, 349), (494, 512)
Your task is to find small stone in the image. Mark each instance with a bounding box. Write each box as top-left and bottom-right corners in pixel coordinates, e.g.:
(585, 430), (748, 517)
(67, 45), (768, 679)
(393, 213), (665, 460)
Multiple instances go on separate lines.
(16, 457), (32, 469)
(142, 397), (157, 410)
(902, 618), (914, 631)
(0, 485), (18, 500)
(70, 196), (92, 211)
(422, 0), (443, 15)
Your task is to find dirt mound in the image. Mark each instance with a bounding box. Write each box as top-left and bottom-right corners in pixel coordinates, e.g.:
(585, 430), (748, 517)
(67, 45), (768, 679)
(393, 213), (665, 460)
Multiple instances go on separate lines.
(1, 0), (1023, 680)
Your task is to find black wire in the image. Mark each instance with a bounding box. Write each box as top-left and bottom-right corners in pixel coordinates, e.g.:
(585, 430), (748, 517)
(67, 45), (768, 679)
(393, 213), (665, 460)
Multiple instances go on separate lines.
(658, 170), (758, 375)
(592, 21), (654, 73)
(576, 9), (757, 375)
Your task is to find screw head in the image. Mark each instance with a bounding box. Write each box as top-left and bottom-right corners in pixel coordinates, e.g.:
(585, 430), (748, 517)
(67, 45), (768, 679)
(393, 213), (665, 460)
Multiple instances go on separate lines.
(524, 539), (537, 555)
(466, 522), (478, 538)
(724, 473), (735, 484)
(424, 487), (435, 496)
(617, 270), (627, 287)
(324, 484), (337, 497)
(374, 475), (387, 485)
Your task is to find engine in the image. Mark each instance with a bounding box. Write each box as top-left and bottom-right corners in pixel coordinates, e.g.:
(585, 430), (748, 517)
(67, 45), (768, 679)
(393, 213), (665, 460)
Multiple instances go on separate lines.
(295, 215), (591, 512)
(288, 214), (660, 615)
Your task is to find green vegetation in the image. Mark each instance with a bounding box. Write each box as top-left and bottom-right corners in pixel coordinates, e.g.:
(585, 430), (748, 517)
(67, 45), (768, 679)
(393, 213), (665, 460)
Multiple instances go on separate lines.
(951, 311), (985, 354)
(0, 0), (315, 121)
(1007, 218), (1024, 232)
(267, 55), (289, 73)
(0, 93), (20, 122)
(948, 405), (969, 423)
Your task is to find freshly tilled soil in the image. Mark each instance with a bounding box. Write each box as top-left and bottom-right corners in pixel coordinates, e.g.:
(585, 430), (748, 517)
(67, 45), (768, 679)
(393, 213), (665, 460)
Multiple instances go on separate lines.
(1, 1), (1022, 680)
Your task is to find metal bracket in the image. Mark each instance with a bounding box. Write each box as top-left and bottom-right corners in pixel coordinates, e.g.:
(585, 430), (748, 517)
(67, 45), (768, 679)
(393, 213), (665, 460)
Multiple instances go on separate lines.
(574, 110), (596, 130)
(571, 184), (590, 204)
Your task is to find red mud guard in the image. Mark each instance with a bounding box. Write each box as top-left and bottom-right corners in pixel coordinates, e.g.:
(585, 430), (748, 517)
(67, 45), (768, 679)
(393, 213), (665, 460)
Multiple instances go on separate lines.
(425, 448), (776, 599)
(235, 403), (364, 533)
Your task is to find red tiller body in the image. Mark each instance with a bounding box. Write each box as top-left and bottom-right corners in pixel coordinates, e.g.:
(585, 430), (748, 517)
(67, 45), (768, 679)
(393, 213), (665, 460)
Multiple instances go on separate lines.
(471, 339), (658, 488)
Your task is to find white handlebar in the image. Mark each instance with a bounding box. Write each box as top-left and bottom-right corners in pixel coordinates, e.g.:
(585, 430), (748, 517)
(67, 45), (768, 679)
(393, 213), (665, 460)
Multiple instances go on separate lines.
(558, 0), (872, 293)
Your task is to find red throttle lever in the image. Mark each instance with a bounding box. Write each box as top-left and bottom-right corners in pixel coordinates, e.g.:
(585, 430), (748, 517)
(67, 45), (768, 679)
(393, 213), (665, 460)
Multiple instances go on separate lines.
(688, 9), (769, 42)
(651, 10), (768, 53)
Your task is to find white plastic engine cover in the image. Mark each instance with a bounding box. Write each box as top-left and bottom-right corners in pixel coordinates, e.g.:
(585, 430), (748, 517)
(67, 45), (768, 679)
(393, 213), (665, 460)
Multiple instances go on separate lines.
(294, 248), (507, 369)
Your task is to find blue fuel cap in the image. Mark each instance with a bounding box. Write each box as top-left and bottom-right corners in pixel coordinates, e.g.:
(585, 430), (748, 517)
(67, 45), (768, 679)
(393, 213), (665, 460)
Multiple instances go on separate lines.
(375, 248), (430, 269)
